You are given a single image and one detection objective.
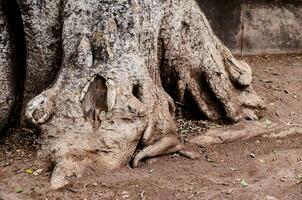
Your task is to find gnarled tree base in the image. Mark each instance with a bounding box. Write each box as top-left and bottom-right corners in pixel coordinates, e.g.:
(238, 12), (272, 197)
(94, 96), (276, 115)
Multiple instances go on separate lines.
(22, 0), (264, 189)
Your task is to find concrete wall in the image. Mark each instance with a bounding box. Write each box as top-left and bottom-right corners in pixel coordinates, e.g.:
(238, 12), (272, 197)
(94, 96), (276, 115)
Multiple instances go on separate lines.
(198, 0), (302, 55)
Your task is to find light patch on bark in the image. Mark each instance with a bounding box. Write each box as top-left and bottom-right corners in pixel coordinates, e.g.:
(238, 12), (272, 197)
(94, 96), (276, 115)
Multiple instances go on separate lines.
(105, 79), (116, 111)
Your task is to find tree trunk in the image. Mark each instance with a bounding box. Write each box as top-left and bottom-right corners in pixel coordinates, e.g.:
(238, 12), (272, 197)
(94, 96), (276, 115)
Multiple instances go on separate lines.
(19, 0), (264, 189)
(0, 1), (16, 133)
(18, 0), (62, 123)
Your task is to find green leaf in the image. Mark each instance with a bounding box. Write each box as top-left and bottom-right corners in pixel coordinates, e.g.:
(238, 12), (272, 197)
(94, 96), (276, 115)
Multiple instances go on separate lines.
(240, 179), (249, 188)
(16, 188), (23, 193)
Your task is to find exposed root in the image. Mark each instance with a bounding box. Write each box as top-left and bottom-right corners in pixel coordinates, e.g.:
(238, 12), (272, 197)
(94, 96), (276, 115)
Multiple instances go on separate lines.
(159, 0), (264, 122)
(133, 136), (180, 168)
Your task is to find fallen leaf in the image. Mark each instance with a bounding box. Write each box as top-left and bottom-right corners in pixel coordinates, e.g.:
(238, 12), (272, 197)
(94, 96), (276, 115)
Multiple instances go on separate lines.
(240, 179), (249, 188)
(26, 169), (33, 174)
(225, 190), (232, 195)
(296, 175), (302, 184)
(33, 169), (43, 176)
(140, 191), (146, 200)
(205, 155), (216, 163)
(249, 153), (256, 158)
(265, 118), (272, 128)
(16, 188), (23, 193)
(122, 191), (130, 198)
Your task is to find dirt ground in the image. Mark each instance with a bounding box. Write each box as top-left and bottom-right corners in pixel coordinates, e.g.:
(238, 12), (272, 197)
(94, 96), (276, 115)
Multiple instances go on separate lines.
(0, 54), (302, 200)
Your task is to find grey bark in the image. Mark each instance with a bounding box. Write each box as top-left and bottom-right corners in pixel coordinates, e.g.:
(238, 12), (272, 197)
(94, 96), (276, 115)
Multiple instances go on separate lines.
(18, 0), (62, 122)
(0, 1), (15, 133)
(18, 0), (264, 189)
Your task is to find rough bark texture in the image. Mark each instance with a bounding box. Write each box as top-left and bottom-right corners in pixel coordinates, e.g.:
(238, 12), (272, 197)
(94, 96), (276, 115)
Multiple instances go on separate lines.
(0, 1), (15, 133)
(19, 0), (264, 189)
(18, 0), (63, 122)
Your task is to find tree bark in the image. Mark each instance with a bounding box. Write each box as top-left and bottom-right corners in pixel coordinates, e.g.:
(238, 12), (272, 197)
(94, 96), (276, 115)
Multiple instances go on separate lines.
(18, 0), (264, 189)
(0, 1), (15, 133)
(18, 0), (63, 122)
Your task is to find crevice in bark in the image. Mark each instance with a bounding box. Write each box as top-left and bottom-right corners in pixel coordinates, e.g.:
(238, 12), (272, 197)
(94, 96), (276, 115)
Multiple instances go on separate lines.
(192, 72), (229, 122)
(132, 84), (143, 101)
(158, 39), (177, 98)
(181, 89), (206, 120)
(2, 0), (27, 136)
(158, 39), (225, 122)
(81, 75), (108, 129)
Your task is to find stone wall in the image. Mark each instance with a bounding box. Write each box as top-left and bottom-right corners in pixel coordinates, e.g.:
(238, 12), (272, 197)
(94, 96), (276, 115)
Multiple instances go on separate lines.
(198, 0), (302, 55)
(0, 1), (15, 133)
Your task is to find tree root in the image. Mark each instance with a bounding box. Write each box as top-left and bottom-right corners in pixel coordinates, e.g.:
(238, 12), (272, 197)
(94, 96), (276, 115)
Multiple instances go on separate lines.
(21, 0), (265, 189)
(159, 1), (264, 122)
